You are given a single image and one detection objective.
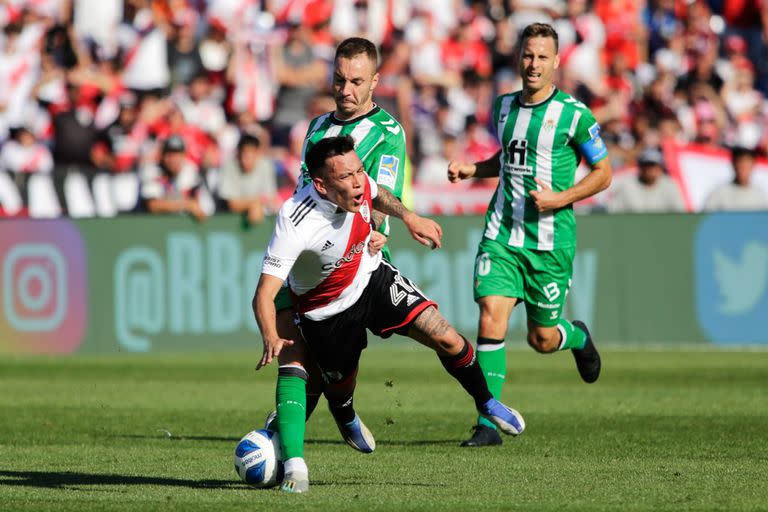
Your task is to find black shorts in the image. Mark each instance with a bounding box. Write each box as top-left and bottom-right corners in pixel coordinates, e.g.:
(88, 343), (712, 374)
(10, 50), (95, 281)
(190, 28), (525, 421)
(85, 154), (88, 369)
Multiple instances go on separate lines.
(297, 261), (436, 383)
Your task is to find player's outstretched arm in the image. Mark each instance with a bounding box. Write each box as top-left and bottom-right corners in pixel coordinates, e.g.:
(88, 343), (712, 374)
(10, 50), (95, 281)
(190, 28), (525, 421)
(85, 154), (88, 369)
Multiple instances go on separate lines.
(530, 157), (612, 212)
(372, 187), (443, 249)
(447, 150), (502, 182)
(253, 273), (295, 369)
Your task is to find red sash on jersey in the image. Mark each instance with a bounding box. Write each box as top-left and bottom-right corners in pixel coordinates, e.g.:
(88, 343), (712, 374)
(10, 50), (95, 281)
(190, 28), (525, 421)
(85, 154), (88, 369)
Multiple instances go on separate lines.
(295, 181), (373, 314)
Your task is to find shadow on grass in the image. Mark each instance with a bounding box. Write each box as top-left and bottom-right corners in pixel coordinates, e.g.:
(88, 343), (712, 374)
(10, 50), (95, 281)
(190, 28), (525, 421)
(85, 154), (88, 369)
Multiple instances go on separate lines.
(0, 470), (445, 490)
(0, 470), (241, 490)
(117, 435), (460, 447)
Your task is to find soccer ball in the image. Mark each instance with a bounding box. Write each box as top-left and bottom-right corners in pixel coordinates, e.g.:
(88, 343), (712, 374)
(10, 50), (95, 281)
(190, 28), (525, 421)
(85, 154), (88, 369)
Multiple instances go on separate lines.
(233, 429), (283, 487)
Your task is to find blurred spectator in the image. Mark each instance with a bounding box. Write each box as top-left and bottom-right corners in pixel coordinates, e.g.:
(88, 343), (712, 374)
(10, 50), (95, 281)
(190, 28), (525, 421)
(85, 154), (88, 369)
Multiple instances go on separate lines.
(225, 26), (279, 123)
(198, 17), (231, 79)
(52, 81), (100, 173)
(680, 0), (717, 68)
(0, 23), (43, 142)
(217, 133), (277, 225)
(490, 15), (517, 79)
(118, 1), (170, 94)
(151, 100), (217, 169)
(94, 92), (151, 173)
(703, 146), (768, 211)
(73, 0), (123, 58)
(279, 92), (335, 195)
(594, 0), (645, 70)
(721, 0), (768, 94)
(1, 126), (54, 175)
(407, 12), (456, 88)
(607, 147), (686, 213)
(675, 42), (724, 96)
(644, 0), (681, 58)
(415, 132), (459, 186)
(441, 16), (492, 79)
(555, 0), (606, 98)
(140, 135), (211, 221)
(271, 21), (327, 146)
(0, 0), (766, 219)
(166, 10), (205, 88)
(721, 57), (763, 147)
(329, 0), (392, 45)
(463, 114), (499, 165)
(176, 73), (227, 137)
(375, 32), (413, 142)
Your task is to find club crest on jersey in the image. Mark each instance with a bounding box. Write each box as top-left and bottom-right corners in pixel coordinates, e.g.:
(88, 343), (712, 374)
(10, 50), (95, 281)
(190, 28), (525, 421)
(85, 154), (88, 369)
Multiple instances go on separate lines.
(543, 118), (556, 132)
(359, 200), (371, 223)
(377, 155), (399, 189)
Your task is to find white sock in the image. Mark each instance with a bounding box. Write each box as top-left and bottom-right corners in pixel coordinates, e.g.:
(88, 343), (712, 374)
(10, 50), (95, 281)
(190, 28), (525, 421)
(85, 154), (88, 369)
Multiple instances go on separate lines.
(284, 457), (308, 476)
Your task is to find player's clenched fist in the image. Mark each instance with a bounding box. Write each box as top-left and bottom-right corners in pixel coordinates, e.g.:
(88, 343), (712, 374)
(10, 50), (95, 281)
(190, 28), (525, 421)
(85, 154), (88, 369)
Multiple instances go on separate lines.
(447, 161), (476, 183)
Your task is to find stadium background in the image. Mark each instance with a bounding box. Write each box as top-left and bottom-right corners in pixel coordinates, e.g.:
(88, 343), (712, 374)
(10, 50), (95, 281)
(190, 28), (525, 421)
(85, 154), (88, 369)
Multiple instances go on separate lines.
(1, 3), (767, 511)
(1, 0), (767, 352)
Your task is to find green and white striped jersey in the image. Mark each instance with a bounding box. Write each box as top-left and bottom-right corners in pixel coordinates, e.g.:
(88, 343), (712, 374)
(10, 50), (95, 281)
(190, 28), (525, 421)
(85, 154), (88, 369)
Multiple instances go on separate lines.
(299, 105), (407, 236)
(484, 88), (608, 251)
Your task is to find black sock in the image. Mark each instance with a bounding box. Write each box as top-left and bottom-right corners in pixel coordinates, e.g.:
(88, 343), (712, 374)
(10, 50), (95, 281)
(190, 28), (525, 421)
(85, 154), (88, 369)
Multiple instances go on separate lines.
(326, 371), (357, 425)
(305, 392), (321, 421)
(439, 337), (493, 409)
(328, 396), (356, 425)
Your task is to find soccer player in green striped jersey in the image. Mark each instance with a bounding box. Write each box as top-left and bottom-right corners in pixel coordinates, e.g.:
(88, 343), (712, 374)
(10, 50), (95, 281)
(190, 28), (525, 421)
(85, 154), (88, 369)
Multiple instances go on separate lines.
(258, 37), (409, 492)
(448, 23), (612, 448)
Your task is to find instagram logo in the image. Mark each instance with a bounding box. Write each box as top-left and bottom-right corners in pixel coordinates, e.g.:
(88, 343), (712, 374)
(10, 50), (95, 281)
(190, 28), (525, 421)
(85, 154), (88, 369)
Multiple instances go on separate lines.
(0, 220), (87, 353)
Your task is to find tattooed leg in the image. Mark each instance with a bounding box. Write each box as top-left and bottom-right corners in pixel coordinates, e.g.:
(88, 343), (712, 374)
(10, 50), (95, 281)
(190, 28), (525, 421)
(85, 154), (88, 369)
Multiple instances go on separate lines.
(408, 306), (495, 409)
(407, 306), (464, 356)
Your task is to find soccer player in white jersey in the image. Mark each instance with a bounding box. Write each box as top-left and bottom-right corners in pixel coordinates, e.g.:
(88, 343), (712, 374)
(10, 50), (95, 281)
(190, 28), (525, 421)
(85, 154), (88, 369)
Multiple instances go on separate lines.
(265, 37), (409, 475)
(448, 23), (613, 447)
(254, 136), (526, 492)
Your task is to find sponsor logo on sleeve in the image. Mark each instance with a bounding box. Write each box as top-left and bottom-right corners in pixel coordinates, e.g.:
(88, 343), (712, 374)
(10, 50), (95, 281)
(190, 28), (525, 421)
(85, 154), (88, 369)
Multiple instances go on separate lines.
(377, 155), (399, 189)
(263, 255), (282, 269)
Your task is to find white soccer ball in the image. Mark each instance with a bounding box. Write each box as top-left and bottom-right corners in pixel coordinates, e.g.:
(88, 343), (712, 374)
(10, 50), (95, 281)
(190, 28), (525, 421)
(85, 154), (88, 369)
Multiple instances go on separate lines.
(233, 429), (283, 488)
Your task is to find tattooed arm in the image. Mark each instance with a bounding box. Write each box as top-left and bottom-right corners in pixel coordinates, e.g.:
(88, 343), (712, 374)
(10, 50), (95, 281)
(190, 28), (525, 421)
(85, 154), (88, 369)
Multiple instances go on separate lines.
(371, 210), (387, 232)
(372, 187), (443, 249)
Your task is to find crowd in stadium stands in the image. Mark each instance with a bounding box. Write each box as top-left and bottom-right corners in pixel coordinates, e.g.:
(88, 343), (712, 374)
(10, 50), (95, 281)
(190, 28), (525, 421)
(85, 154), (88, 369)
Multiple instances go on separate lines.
(0, 0), (766, 219)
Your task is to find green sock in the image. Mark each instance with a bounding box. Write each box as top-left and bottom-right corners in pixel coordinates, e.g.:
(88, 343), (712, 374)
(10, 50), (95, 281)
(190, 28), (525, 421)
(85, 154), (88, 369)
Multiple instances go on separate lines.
(556, 319), (587, 350)
(475, 338), (506, 429)
(276, 374), (306, 460)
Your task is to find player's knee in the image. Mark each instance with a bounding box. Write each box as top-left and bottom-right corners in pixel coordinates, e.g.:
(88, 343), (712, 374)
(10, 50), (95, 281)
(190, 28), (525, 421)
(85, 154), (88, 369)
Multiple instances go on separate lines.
(526, 330), (559, 353)
(478, 313), (500, 335)
(478, 304), (502, 326)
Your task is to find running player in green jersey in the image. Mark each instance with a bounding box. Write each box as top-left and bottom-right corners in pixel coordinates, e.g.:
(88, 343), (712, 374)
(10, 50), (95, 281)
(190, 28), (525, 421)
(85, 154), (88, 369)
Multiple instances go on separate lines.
(448, 23), (612, 448)
(259, 37), (410, 492)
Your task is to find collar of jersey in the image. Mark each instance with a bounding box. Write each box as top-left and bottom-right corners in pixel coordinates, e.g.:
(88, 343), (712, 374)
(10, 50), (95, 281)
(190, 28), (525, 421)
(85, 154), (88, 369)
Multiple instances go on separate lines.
(330, 104), (381, 126)
(517, 87), (558, 108)
(309, 183), (346, 215)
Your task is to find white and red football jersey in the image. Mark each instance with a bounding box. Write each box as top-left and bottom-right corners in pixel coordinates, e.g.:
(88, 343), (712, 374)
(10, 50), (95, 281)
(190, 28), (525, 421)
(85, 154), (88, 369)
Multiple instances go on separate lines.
(262, 175), (381, 320)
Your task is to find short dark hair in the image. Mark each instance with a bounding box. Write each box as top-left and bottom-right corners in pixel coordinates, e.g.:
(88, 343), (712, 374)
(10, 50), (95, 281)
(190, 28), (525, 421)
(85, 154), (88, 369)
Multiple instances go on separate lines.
(306, 135), (357, 179)
(521, 23), (559, 52)
(335, 37), (379, 68)
(237, 133), (260, 152)
(731, 145), (757, 161)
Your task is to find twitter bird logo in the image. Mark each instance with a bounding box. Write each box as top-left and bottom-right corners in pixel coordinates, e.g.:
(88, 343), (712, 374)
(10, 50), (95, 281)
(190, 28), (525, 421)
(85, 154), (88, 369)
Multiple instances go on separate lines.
(713, 241), (768, 315)
(696, 214), (768, 344)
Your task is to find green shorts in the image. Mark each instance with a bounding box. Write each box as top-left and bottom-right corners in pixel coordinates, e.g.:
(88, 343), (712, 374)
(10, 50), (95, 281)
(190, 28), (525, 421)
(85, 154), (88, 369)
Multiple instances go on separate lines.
(274, 285), (293, 312)
(473, 238), (575, 327)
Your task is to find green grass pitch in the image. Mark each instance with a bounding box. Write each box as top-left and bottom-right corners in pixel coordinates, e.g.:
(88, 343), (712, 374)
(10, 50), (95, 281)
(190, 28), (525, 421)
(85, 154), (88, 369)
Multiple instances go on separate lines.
(1, 344), (767, 511)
